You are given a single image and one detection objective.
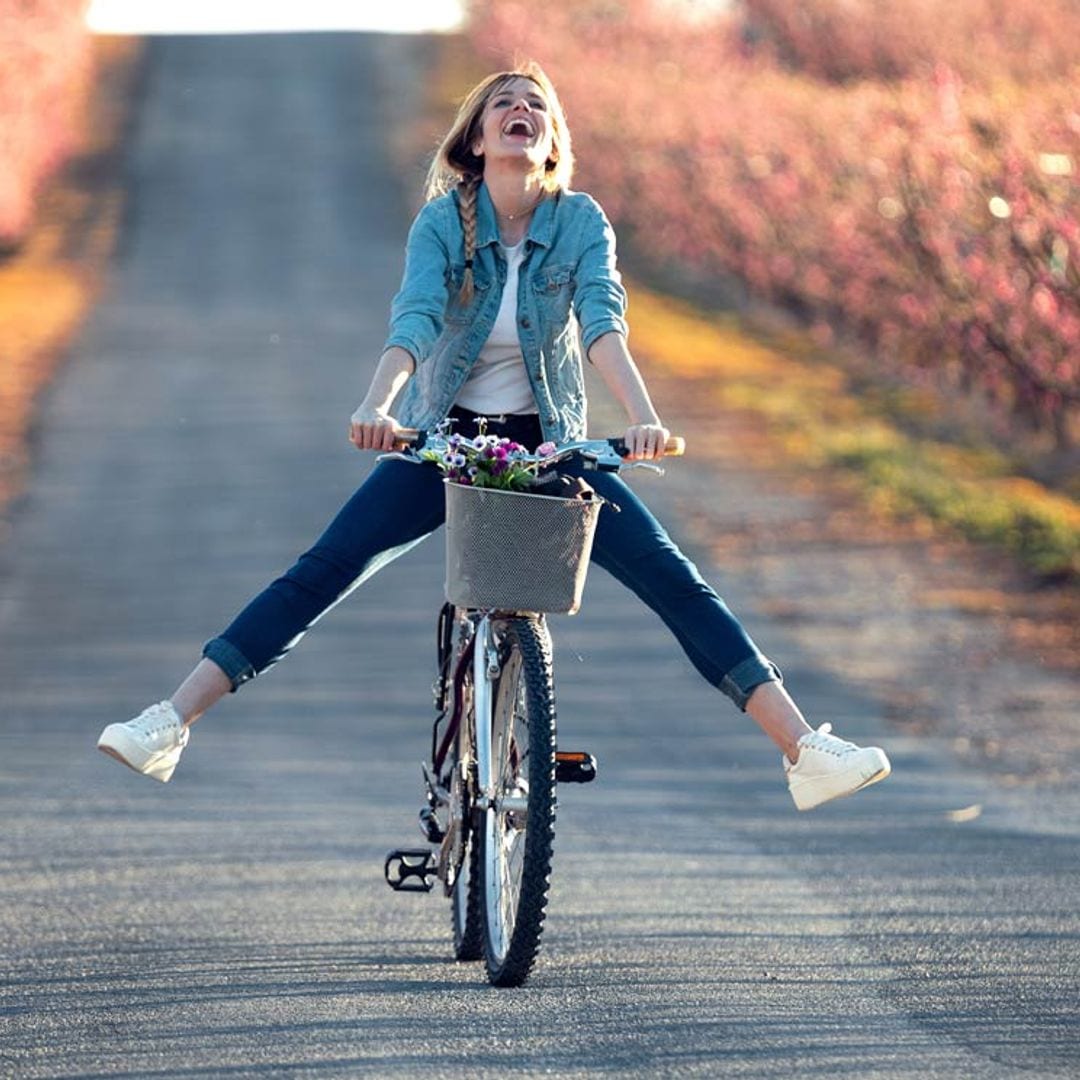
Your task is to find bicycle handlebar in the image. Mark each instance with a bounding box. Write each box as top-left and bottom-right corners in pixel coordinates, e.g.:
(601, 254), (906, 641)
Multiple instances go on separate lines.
(392, 429), (685, 464)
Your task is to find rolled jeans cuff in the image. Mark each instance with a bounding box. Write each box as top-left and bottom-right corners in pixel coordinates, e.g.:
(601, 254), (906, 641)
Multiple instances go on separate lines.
(720, 654), (783, 711)
(202, 637), (257, 692)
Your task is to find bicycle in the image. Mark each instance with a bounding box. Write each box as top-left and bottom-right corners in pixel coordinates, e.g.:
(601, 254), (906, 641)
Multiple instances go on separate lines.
(382, 431), (684, 987)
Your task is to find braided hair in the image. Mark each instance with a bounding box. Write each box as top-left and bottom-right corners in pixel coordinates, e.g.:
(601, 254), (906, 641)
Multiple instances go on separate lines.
(456, 174), (482, 304)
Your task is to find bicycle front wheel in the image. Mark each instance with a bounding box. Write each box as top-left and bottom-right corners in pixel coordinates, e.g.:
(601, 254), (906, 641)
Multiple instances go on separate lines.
(480, 616), (557, 987)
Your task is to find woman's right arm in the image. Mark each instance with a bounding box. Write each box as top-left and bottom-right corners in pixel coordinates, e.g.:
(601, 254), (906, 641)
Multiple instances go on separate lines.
(351, 199), (452, 451)
(349, 346), (415, 450)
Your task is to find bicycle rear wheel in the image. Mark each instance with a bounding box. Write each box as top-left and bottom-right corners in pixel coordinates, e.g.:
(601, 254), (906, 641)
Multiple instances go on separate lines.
(452, 828), (482, 960)
(449, 687), (482, 961)
(480, 616), (557, 987)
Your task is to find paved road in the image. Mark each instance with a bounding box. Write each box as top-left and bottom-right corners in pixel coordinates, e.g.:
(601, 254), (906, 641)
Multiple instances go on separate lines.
(1, 34), (1077, 1079)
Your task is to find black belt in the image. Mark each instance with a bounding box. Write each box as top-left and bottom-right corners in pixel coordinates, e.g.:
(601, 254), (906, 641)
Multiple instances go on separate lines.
(445, 406), (544, 450)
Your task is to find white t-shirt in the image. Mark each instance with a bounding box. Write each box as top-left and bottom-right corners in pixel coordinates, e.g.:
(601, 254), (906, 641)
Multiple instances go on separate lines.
(454, 240), (537, 415)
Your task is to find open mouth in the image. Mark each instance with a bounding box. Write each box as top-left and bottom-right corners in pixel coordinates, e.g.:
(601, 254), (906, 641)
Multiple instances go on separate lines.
(503, 117), (535, 138)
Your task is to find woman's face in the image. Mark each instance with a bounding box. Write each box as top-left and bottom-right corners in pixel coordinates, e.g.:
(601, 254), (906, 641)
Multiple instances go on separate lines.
(473, 77), (556, 171)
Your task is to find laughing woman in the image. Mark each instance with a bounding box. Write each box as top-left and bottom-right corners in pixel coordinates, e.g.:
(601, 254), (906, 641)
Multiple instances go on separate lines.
(97, 62), (890, 811)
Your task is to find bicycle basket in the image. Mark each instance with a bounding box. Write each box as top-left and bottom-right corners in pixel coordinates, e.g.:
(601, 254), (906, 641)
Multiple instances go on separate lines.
(444, 481), (602, 614)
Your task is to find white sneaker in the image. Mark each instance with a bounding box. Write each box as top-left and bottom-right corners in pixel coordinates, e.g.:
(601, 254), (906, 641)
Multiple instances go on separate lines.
(97, 701), (189, 783)
(784, 723), (890, 811)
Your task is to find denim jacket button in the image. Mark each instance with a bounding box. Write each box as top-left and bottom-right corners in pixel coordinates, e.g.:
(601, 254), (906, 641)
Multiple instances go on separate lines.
(520, 316), (531, 328)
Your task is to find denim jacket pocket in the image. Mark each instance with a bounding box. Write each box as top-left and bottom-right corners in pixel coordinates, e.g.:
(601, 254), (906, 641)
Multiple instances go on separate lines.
(531, 264), (575, 295)
(531, 265), (575, 329)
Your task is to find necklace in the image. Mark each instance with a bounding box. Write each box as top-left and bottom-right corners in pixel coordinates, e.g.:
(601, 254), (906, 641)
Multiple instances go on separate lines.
(496, 192), (543, 221)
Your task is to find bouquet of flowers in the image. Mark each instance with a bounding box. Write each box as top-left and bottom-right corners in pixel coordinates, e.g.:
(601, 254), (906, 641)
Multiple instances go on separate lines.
(421, 418), (557, 492)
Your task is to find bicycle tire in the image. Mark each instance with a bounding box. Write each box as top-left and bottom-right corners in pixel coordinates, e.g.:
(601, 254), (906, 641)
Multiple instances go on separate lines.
(449, 680), (481, 961)
(479, 616), (557, 987)
(451, 827), (482, 961)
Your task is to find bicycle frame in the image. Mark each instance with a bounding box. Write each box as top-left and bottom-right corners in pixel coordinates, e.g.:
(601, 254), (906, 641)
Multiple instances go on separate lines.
(430, 611), (524, 843)
(473, 615), (496, 811)
(384, 428), (684, 983)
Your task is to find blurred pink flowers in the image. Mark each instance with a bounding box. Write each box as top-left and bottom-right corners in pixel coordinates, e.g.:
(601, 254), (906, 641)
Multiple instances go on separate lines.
(471, 0), (1080, 444)
(0, 1), (90, 244)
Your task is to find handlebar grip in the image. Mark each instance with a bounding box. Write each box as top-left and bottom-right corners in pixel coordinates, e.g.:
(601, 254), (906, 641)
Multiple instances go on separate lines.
(392, 428), (422, 448)
(665, 436), (686, 456)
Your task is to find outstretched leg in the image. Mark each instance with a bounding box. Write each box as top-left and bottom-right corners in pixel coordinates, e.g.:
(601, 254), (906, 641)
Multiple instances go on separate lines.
(97, 459), (445, 779)
(579, 466), (889, 809)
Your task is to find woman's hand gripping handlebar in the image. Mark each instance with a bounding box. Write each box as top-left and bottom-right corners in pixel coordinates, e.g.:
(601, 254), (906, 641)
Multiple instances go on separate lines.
(349, 410), (404, 451)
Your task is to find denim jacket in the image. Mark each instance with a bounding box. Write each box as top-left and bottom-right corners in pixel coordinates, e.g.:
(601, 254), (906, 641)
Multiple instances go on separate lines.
(383, 183), (628, 444)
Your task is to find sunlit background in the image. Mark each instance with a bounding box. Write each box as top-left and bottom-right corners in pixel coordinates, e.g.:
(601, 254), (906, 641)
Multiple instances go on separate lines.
(85, 0), (465, 34)
(0, 0), (1077, 579)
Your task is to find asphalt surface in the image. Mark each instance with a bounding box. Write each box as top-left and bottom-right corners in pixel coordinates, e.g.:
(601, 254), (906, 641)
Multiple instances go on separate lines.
(0, 33), (1077, 1079)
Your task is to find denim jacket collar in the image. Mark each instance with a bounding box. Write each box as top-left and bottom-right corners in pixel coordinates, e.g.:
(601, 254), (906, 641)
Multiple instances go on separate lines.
(475, 181), (558, 251)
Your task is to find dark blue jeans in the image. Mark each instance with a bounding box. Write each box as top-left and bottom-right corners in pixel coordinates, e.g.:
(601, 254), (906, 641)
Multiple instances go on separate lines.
(204, 433), (781, 710)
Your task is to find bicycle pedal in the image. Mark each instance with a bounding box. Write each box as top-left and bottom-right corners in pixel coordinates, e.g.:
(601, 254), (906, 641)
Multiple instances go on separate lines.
(555, 751), (598, 784)
(384, 848), (438, 892)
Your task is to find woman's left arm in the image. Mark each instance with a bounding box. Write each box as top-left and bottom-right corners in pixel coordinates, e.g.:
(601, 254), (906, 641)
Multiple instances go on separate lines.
(588, 331), (670, 461)
(571, 198), (668, 459)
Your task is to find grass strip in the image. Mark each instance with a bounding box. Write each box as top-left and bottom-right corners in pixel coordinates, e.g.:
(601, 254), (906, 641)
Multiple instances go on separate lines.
(627, 282), (1080, 581)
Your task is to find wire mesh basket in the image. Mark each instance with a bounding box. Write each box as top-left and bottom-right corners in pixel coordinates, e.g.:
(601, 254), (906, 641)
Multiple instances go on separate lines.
(444, 481), (603, 614)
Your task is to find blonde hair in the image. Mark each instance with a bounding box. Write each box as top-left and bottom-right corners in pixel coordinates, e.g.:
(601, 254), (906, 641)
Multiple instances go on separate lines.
(425, 62), (574, 302)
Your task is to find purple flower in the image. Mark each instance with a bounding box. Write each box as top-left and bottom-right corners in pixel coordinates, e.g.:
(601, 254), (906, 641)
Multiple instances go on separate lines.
(493, 445), (509, 461)
(536, 441), (557, 457)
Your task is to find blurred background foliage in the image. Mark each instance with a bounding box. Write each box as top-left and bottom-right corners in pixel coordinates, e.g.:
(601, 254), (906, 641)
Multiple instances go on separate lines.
(3, 0), (1076, 458)
(0, 0), (92, 248)
(0, 2), (134, 514)
(468, 0), (1080, 454)
(0, 0), (1075, 578)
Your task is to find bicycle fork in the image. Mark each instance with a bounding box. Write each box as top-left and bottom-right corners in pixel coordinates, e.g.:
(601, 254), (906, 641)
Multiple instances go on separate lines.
(474, 616), (517, 815)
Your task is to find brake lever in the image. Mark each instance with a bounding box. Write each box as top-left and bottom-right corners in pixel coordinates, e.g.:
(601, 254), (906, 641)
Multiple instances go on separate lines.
(584, 444), (666, 474)
(580, 446), (624, 472)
